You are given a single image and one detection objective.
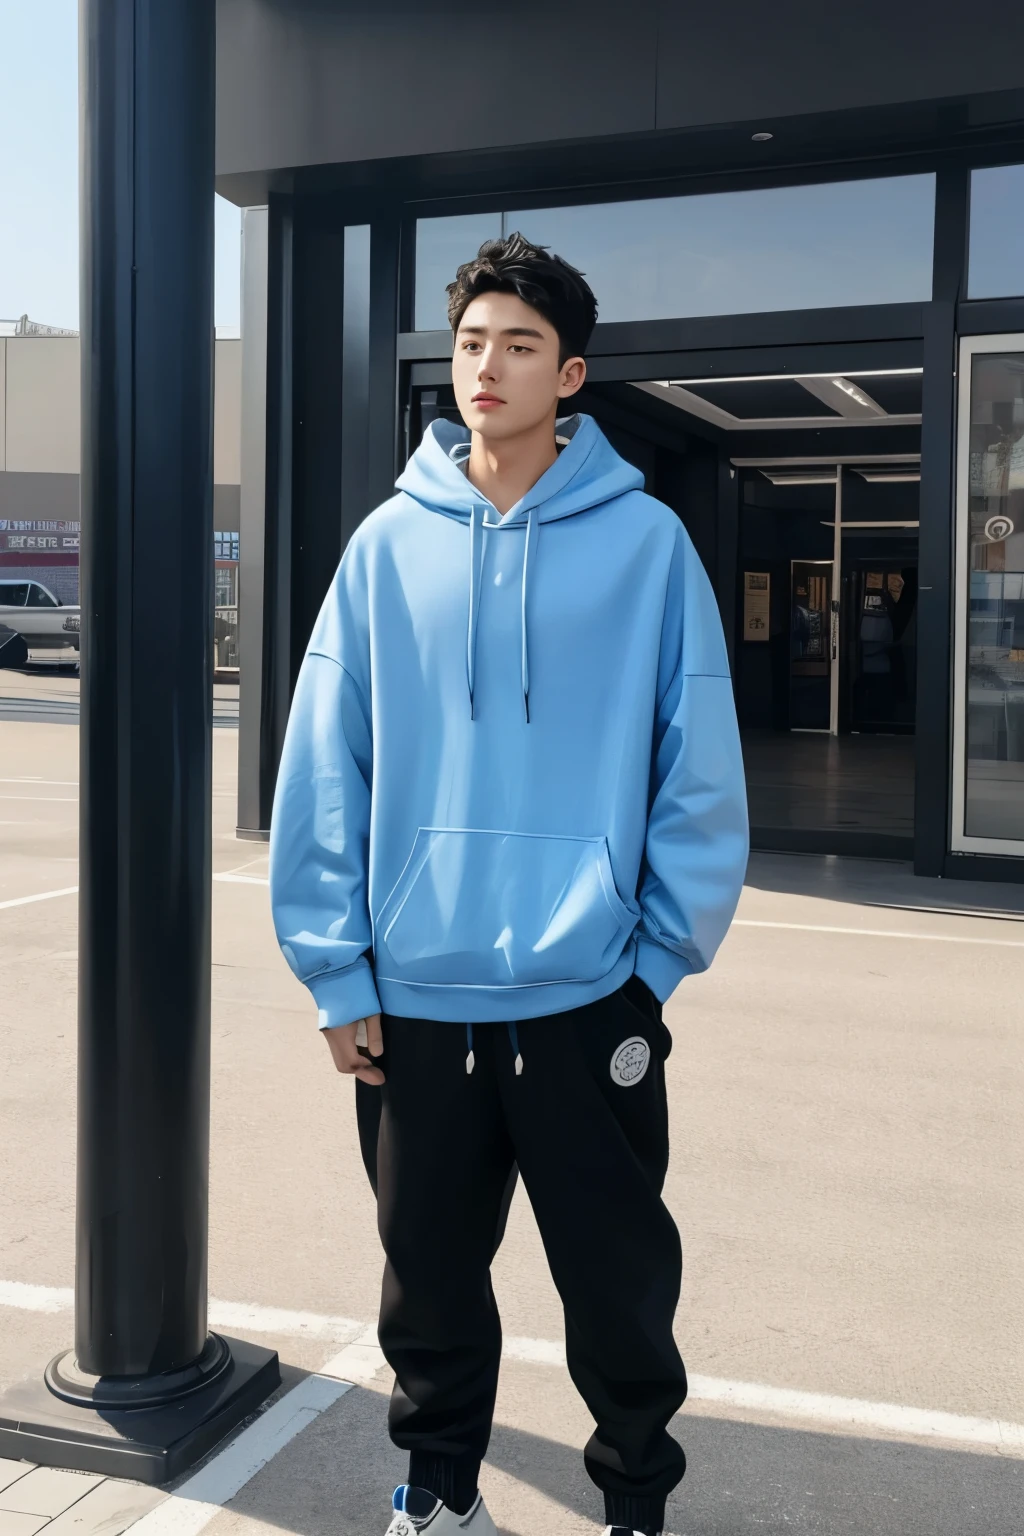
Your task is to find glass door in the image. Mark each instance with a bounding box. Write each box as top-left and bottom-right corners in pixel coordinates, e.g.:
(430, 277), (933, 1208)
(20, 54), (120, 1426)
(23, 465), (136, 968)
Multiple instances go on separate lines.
(953, 336), (1024, 852)
(842, 560), (918, 732)
(789, 560), (833, 729)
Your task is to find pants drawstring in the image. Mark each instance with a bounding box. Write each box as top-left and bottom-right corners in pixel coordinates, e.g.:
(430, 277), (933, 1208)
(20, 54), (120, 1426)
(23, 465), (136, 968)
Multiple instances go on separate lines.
(464, 1022), (523, 1076)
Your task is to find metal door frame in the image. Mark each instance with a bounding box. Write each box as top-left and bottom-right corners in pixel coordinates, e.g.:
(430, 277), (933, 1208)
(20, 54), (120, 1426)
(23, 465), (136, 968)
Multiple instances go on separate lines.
(951, 330), (1024, 855)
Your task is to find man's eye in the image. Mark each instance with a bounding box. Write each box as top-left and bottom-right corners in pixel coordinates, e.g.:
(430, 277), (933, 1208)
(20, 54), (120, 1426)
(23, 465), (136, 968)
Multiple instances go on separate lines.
(509, 345), (531, 353)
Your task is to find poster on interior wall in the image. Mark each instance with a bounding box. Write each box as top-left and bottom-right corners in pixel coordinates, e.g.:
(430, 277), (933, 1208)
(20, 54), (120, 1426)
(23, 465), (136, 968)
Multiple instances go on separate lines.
(743, 571), (771, 641)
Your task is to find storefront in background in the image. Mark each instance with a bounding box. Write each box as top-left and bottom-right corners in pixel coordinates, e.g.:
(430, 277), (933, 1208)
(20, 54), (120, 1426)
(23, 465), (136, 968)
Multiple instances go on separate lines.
(0, 518), (240, 672)
(0, 519), (80, 604)
(217, 6), (1024, 881)
(0, 332), (241, 660)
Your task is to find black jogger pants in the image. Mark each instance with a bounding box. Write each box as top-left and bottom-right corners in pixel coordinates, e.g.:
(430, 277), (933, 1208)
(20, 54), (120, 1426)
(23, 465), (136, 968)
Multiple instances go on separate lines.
(355, 977), (688, 1533)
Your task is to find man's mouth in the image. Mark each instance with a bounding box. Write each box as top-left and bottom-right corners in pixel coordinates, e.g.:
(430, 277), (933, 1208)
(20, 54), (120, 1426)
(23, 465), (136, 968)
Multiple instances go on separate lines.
(471, 392), (505, 405)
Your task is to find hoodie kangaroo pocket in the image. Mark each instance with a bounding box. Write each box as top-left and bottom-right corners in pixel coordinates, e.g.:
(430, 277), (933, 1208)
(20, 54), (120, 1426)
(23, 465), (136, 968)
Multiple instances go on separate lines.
(375, 828), (637, 989)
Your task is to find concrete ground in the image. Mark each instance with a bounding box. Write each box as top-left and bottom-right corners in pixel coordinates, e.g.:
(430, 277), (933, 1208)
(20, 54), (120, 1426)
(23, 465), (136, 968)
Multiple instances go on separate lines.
(1, 674), (1022, 1534)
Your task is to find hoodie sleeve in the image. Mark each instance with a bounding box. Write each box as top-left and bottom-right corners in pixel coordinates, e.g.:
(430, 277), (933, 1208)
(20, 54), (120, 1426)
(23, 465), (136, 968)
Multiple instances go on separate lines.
(633, 525), (749, 1003)
(269, 549), (380, 1031)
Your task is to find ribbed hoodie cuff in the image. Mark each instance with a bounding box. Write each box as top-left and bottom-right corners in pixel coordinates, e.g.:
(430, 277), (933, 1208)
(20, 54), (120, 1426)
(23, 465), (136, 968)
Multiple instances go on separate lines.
(634, 934), (694, 1003)
(407, 1452), (481, 1518)
(308, 961), (381, 1031)
(603, 1491), (666, 1532)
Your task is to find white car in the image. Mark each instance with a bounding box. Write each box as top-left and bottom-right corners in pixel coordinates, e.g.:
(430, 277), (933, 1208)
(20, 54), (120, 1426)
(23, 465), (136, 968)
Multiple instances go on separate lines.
(0, 579), (81, 652)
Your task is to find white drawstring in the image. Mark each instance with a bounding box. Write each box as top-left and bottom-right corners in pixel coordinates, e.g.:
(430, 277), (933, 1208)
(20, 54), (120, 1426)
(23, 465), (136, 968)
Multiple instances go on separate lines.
(520, 505), (538, 724)
(463, 1021), (523, 1076)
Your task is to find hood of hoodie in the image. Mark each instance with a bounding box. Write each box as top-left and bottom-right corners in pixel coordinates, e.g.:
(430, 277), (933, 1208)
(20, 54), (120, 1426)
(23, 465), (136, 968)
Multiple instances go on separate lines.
(395, 412), (644, 525)
(394, 413), (645, 724)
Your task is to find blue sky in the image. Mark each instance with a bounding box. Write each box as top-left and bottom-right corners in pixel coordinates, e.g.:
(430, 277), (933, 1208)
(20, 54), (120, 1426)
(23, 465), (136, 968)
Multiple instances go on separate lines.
(0, 0), (241, 330)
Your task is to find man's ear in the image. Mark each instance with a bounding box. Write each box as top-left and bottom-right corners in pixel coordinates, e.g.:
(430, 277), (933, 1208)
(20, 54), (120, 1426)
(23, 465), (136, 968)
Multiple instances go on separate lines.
(557, 356), (587, 399)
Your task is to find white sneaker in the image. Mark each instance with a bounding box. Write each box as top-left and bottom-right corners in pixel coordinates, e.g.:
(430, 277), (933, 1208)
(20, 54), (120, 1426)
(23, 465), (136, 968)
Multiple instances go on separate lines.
(385, 1484), (496, 1535)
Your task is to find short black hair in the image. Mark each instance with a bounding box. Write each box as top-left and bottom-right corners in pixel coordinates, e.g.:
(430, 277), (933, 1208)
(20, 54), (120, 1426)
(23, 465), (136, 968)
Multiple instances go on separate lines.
(447, 231), (598, 364)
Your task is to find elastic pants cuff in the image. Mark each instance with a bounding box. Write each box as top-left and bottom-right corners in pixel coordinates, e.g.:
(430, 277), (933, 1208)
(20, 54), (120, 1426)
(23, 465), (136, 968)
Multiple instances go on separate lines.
(604, 1491), (666, 1533)
(407, 1452), (481, 1518)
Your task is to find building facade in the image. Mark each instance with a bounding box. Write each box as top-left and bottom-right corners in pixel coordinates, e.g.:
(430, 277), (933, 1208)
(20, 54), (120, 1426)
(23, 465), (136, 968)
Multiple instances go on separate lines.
(216, 1), (1024, 879)
(0, 334), (242, 661)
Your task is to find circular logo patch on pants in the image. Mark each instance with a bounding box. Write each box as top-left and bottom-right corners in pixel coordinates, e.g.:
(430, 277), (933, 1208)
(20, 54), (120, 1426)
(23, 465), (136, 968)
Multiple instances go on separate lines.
(610, 1036), (651, 1087)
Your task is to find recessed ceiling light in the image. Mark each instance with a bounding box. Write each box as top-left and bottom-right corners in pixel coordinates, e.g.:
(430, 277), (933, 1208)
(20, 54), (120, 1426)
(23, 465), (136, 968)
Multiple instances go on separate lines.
(752, 131), (774, 142)
(761, 469), (837, 486)
(830, 378), (879, 411)
(854, 470), (922, 483)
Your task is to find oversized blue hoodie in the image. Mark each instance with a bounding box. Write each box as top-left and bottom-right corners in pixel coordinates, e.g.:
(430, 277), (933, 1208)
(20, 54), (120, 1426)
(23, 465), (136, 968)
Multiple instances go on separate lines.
(270, 413), (748, 1029)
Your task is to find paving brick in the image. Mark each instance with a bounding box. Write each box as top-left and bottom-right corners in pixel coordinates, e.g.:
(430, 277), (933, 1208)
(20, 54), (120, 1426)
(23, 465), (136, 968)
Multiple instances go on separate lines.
(42, 1480), (165, 1536)
(0, 1470), (103, 1519)
(0, 1470), (34, 1500)
(0, 1513), (50, 1536)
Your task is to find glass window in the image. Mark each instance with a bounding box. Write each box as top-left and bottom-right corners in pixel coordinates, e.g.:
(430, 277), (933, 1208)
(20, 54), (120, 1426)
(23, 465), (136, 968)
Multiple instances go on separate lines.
(961, 349), (1024, 843)
(413, 174), (936, 330)
(0, 582), (29, 606)
(415, 212), (501, 330)
(968, 165), (1024, 299)
(215, 565), (238, 609)
(26, 583), (58, 607)
(214, 531), (239, 562)
(507, 176), (935, 323)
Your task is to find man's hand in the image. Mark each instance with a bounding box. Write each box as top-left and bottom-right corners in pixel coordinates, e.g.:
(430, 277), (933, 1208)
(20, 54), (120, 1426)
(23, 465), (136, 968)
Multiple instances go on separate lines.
(323, 1014), (385, 1085)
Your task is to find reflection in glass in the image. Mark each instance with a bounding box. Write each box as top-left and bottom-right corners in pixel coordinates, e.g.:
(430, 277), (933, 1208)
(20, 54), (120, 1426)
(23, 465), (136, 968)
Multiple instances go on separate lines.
(964, 352), (1024, 841)
(415, 212), (502, 330)
(415, 177), (935, 329)
(968, 165), (1024, 300)
(507, 177), (935, 323)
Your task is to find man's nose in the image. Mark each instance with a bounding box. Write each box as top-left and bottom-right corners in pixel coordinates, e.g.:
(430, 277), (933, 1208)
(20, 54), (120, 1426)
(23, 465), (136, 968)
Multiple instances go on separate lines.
(477, 346), (499, 380)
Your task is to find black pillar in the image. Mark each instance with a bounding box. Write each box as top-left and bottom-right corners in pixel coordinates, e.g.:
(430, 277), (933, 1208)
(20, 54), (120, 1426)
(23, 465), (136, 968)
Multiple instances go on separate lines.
(0, 0), (278, 1482)
(76, 0), (215, 1384)
(237, 207), (376, 837)
(236, 197), (298, 838)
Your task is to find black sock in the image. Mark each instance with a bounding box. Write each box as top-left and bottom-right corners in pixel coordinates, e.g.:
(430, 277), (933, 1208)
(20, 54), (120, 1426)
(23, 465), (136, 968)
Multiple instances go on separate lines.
(407, 1452), (480, 1518)
(604, 1491), (665, 1534)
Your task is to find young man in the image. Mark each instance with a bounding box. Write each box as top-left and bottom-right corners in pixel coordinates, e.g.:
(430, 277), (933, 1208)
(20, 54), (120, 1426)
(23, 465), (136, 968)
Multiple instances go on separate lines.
(270, 234), (748, 1536)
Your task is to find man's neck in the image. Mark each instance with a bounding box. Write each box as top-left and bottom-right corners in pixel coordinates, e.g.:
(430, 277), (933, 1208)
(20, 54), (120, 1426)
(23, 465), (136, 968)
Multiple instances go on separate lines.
(466, 415), (559, 517)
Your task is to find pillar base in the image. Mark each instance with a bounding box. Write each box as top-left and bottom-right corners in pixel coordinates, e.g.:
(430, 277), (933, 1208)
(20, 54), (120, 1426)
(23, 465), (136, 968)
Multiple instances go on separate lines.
(0, 1334), (280, 1484)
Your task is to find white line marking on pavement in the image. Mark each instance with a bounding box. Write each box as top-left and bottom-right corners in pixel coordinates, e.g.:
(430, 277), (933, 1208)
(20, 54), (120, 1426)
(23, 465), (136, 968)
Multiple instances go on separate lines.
(0, 1284), (361, 1344)
(6, 1282), (1021, 1455)
(503, 1335), (567, 1367)
(218, 856), (270, 878)
(319, 1324), (388, 1384)
(127, 1373), (350, 1536)
(0, 777), (79, 786)
(0, 886), (78, 912)
(213, 874), (270, 886)
(209, 1300), (363, 1340)
(0, 794), (78, 802)
(733, 918), (1024, 949)
(684, 1374), (1024, 1454)
(501, 1338), (1024, 1455)
(5, 1284), (1019, 1449)
(0, 1280), (73, 1311)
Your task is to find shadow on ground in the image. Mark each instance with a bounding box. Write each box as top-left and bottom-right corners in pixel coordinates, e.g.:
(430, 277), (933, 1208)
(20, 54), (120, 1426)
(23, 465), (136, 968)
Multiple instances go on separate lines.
(744, 849), (1024, 916)
(208, 1378), (1022, 1536)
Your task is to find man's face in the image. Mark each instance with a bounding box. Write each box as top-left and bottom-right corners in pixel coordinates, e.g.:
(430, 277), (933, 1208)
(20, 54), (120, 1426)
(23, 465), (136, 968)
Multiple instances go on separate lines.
(451, 290), (586, 441)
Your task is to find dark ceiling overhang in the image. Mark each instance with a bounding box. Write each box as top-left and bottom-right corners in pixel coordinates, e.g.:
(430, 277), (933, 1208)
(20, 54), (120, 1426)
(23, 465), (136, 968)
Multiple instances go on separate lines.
(216, 86), (1024, 211)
